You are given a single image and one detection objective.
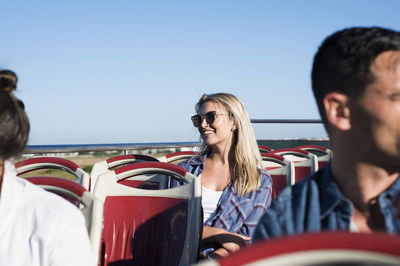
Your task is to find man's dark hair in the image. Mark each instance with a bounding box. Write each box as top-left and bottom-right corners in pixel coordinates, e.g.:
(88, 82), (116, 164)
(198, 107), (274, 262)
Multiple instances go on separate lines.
(311, 26), (400, 125)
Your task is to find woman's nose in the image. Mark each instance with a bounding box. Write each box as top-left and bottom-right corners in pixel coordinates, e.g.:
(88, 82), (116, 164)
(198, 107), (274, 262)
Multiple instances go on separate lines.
(200, 116), (209, 127)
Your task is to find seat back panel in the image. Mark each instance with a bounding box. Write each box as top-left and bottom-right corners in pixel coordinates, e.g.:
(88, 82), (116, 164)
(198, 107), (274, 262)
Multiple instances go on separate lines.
(102, 196), (188, 266)
(270, 174), (287, 200)
(294, 166), (312, 183)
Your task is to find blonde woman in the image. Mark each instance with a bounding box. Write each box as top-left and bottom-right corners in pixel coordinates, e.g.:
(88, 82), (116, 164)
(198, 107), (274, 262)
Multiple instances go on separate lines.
(177, 93), (272, 259)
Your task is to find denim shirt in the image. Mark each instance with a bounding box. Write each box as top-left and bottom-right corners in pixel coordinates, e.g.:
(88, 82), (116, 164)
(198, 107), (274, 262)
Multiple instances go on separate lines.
(253, 162), (400, 242)
(175, 155), (272, 239)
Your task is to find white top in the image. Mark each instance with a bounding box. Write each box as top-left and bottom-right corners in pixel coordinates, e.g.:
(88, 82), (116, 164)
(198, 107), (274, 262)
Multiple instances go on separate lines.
(201, 185), (223, 223)
(0, 160), (94, 266)
(349, 219), (359, 232)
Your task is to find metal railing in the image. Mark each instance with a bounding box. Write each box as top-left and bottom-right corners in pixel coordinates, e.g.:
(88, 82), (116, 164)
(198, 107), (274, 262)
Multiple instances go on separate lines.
(24, 119), (325, 155)
(24, 142), (199, 155)
(250, 119), (322, 124)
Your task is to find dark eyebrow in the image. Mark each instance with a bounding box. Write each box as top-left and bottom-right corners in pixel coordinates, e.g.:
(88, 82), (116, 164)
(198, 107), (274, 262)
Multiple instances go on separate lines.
(389, 91), (400, 100)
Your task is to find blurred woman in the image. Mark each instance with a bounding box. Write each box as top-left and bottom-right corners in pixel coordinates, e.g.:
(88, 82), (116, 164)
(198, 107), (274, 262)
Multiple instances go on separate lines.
(179, 93), (272, 259)
(0, 70), (94, 265)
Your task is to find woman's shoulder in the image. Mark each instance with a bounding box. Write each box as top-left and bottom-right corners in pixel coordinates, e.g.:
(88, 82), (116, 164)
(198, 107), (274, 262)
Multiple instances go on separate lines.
(258, 169), (272, 190)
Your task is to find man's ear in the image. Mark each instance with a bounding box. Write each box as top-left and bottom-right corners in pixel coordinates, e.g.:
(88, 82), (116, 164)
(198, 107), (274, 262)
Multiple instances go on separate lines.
(323, 92), (351, 131)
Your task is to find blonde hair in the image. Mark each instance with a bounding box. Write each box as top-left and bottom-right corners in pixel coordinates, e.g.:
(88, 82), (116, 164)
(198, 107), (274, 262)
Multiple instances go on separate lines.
(195, 93), (262, 196)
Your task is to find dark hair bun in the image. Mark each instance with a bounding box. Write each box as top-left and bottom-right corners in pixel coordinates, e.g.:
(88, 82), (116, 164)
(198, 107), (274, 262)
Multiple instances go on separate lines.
(0, 69), (29, 159)
(0, 70), (18, 93)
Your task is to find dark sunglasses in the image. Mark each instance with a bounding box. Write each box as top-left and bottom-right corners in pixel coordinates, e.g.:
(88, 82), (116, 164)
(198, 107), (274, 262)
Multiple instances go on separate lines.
(191, 111), (228, 127)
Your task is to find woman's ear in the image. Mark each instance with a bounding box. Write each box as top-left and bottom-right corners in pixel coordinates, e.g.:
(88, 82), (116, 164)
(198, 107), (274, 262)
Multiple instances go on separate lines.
(323, 92), (351, 131)
(231, 122), (237, 132)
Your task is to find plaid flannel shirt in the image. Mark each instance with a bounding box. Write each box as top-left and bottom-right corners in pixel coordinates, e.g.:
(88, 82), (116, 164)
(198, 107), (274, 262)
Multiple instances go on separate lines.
(176, 155), (272, 239)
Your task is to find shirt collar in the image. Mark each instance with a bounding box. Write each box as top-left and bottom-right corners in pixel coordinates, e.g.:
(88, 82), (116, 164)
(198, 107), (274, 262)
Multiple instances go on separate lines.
(0, 160), (18, 203)
(0, 160), (22, 235)
(319, 162), (400, 218)
(378, 173), (400, 200)
(191, 154), (206, 166)
(184, 154), (205, 176)
(319, 162), (350, 219)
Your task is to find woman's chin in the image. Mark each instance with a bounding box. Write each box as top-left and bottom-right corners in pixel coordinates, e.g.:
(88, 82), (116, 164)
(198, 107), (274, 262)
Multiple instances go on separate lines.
(202, 136), (215, 146)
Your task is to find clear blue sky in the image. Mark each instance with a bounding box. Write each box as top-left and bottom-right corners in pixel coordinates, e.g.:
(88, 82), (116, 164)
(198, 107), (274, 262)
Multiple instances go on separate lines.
(2, 1), (399, 145)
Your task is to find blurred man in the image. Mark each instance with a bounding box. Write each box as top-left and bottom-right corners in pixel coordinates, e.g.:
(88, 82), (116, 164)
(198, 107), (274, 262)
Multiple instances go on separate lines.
(254, 27), (400, 240)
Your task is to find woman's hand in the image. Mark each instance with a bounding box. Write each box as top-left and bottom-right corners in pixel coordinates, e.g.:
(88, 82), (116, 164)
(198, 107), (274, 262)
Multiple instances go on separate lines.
(202, 226), (250, 254)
